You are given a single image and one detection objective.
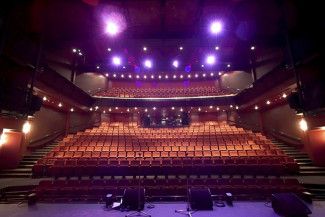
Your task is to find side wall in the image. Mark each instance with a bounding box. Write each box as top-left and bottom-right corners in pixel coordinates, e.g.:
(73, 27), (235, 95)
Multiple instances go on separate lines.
(233, 103), (303, 142)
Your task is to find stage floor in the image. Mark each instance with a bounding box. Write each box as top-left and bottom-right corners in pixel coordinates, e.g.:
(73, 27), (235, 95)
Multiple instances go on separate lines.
(0, 201), (324, 217)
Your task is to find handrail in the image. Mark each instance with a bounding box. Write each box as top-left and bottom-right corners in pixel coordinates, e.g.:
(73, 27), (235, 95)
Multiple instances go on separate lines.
(29, 130), (64, 145)
(269, 129), (301, 143)
(228, 120), (302, 146)
(228, 120), (261, 132)
(28, 122), (100, 149)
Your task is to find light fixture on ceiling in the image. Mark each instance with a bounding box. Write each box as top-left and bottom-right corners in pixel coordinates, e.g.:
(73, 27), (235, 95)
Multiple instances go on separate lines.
(210, 21), (223, 34)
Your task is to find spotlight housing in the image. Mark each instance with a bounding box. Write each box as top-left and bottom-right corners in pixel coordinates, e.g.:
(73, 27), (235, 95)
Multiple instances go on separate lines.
(206, 55), (216, 65)
(210, 21), (223, 34)
(112, 56), (121, 66)
(144, 59), (152, 68)
(105, 21), (119, 36)
(172, 60), (179, 68)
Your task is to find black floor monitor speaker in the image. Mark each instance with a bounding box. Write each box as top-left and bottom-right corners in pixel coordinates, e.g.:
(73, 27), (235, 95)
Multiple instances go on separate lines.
(189, 187), (213, 210)
(271, 193), (312, 217)
(121, 188), (145, 211)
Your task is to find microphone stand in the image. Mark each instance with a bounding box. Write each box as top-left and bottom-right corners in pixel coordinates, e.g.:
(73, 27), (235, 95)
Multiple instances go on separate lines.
(175, 152), (195, 217)
(125, 153), (151, 217)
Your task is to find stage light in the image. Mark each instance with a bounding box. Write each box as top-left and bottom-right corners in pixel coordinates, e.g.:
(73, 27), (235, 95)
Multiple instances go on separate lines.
(144, 108), (148, 112)
(22, 121), (31, 134)
(215, 46), (219, 50)
(123, 66), (126, 69)
(195, 74), (199, 78)
(115, 107), (118, 110)
(42, 96), (47, 101)
(58, 103), (63, 107)
(127, 108), (130, 112)
(209, 106), (213, 109)
(105, 21), (119, 36)
(144, 59), (152, 68)
(266, 100), (271, 105)
(173, 75), (177, 79)
(96, 66), (100, 69)
(95, 106), (99, 110)
(282, 93), (287, 98)
(218, 72), (222, 76)
(210, 21), (223, 34)
(299, 118), (308, 131)
(113, 74), (117, 77)
(227, 64), (231, 68)
(180, 108), (183, 112)
(153, 107), (156, 110)
(143, 47), (147, 51)
(210, 72), (214, 76)
(180, 75), (184, 79)
(236, 106), (239, 110)
(188, 74), (191, 78)
(230, 105), (233, 108)
(201, 64), (205, 68)
(103, 110), (106, 114)
(216, 107), (220, 111)
(78, 52), (83, 56)
(120, 74), (124, 78)
(158, 75), (162, 79)
(128, 74), (132, 78)
(165, 75), (169, 79)
(136, 75), (140, 79)
(112, 56), (121, 66)
(171, 107), (175, 110)
(134, 107), (138, 110)
(202, 73), (206, 77)
(70, 108), (74, 112)
(90, 108), (93, 111)
(108, 108), (112, 112)
(105, 73), (109, 77)
(172, 60), (179, 68)
(107, 48), (112, 52)
(250, 46), (255, 50)
(151, 75), (154, 79)
(143, 75), (147, 79)
(72, 48), (77, 53)
(179, 46), (183, 50)
(254, 105), (259, 110)
(198, 107), (201, 111)
(206, 55), (216, 65)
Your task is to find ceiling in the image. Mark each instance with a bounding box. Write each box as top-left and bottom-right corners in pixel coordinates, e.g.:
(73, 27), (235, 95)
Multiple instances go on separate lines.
(2, 0), (321, 74)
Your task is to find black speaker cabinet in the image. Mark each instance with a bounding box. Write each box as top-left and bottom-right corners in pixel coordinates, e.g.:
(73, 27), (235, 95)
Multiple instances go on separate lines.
(189, 187), (213, 210)
(271, 193), (312, 217)
(121, 188), (145, 210)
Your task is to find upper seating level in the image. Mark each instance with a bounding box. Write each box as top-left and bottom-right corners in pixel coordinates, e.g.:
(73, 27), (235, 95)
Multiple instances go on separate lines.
(94, 86), (234, 98)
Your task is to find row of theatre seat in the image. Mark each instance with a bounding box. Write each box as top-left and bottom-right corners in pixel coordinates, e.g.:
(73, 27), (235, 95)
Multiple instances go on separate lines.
(33, 156), (298, 177)
(35, 177), (304, 201)
(94, 86), (233, 98)
(33, 121), (299, 178)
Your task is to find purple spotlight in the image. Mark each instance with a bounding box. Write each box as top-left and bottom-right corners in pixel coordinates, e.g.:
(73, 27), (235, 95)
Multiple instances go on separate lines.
(102, 10), (126, 36)
(206, 55), (216, 65)
(210, 21), (223, 34)
(144, 59), (152, 68)
(112, 56), (121, 66)
(105, 21), (118, 35)
(172, 60), (179, 68)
